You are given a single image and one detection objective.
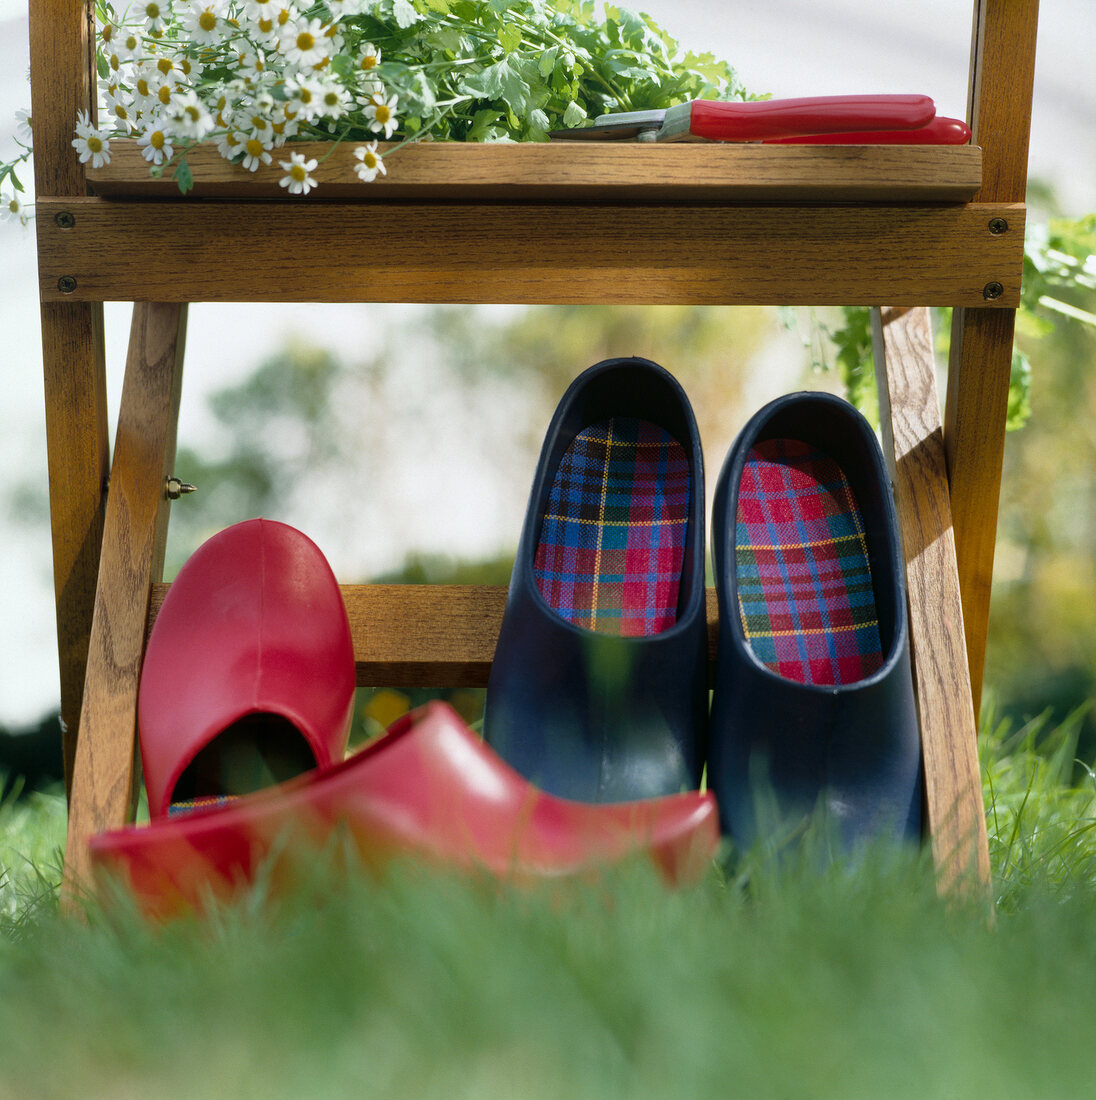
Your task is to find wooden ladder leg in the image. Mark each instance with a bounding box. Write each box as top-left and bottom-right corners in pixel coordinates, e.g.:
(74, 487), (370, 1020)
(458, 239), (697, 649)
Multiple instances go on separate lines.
(40, 301), (109, 794)
(62, 302), (188, 906)
(872, 305), (992, 901)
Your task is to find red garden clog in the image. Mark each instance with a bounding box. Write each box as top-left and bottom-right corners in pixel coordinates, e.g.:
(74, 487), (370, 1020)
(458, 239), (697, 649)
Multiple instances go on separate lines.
(140, 518), (356, 818)
(90, 702), (720, 918)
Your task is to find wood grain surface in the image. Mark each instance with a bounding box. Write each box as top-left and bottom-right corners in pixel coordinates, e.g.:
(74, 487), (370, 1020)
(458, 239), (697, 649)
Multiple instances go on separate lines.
(63, 303), (187, 906)
(146, 584), (722, 687)
(37, 197), (1024, 308)
(86, 141), (984, 204)
(873, 305), (991, 901)
(30, 0), (110, 793)
(945, 0), (1039, 713)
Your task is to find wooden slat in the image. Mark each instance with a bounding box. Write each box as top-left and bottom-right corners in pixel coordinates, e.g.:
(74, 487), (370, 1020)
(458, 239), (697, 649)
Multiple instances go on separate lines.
(873, 304), (991, 901)
(148, 583), (722, 687)
(63, 303), (187, 905)
(86, 141), (984, 204)
(39, 302), (109, 793)
(945, 0), (1039, 714)
(37, 197), (1024, 307)
(30, 0), (109, 794)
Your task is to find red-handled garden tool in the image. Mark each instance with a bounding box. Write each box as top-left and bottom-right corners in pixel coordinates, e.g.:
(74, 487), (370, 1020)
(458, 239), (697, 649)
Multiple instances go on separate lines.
(550, 94), (968, 144)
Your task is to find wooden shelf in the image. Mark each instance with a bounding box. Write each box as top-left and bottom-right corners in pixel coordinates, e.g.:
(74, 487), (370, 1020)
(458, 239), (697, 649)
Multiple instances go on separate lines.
(87, 140), (984, 204)
(148, 583), (722, 688)
(38, 195), (1023, 307)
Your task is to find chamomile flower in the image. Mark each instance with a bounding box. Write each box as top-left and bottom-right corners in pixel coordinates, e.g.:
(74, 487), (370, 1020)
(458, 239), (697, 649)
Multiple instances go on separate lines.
(280, 16), (331, 69)
(278, 151), (317, 194)
(72, 110), (111, 168)
(139, 1), (173, 34)
(130, 61), (173, 112)
(317, 78), (352, 121)
(2, 191), (27, 225)
(235, 47), (269, 80)
(240, 135), (273, 171)
(102, 87), (138, 133)
(14, 107), (31, 146)
(353, 141), (385, 182)
(137, 126), (174, 165)
(216, 129), (245, 160)
(285, 75), (324, 121)
(167, 89), (215, 140)
(181, 2), (224, 46)
(365, 93), (399, 139)
(356, 42), (381, 75)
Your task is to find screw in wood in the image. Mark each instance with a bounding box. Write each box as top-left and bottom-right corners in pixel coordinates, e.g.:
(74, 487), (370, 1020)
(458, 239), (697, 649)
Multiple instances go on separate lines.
(56, 275), (77, 293)
(988, 218), (1009, 235)
(983, 281), (1005, 300)
(54, 211), (75, 229)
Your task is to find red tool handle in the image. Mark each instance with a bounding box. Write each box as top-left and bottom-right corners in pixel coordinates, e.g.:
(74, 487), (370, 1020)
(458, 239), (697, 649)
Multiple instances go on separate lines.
(766, 116), (971, 145)
(690, 94), (935, 141)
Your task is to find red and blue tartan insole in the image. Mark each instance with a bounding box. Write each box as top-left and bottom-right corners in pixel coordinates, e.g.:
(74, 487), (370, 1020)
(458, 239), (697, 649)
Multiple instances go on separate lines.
(735, 438), (884, 686)
(534, 417), (690, 636)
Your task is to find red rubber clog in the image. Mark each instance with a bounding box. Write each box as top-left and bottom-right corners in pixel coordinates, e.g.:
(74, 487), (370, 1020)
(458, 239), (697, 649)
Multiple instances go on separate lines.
(140, 518), (356, 818)
(90, 702), (720, 918)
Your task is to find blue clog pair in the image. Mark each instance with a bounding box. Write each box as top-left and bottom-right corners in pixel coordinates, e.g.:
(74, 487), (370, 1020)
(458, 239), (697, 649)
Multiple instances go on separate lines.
(483, 357), (922, 853)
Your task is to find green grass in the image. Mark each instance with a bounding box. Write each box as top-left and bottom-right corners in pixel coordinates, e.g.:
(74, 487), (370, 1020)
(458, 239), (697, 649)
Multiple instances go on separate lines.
(2, 706), (1096, 1099)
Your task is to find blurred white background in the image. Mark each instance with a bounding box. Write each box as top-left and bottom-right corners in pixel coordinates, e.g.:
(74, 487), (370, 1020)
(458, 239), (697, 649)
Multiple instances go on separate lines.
(1, 1), (1093, 725)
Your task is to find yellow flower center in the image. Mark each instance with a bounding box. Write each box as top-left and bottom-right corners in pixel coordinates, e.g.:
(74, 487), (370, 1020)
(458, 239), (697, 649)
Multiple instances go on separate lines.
(150, 130), (165, 150)
(299, 87), (314, 104)
(113, 104), (129, 120)
(375, 105), (391, 124)
(323, 92), (339, 107)
(136, 78), (151, 96)
(361, 55), (378, 71)
(278, 9), (291, 26)
(88, 135), (103, 153)
(199, 11), (216, 31)
(291, 164), (307, 181)
(9, 198), (20, 212)
(296, 31), (315, 52)
(246, 138), (264, 157)
(145, 3), (160, 17)
(259, 17), (274, 32)
(363, 151), (378, 168)
(158, 84), (172, 105)
(109, 54), (120, 71)
(251, 115), (268, 131)
(185, 105), (201, 122)
(101, 24), (114, 42)
(157, 58), (174, 75)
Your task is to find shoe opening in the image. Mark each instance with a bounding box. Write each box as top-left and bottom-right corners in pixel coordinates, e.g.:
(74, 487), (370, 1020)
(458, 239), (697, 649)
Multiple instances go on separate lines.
(534, 416), (690, 637)
(169, 712), (318, 814)
(735, 438), (884, 686)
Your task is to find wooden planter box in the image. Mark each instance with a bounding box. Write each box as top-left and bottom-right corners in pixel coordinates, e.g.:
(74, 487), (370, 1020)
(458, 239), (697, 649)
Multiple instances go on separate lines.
(39, 140), (1023, 309)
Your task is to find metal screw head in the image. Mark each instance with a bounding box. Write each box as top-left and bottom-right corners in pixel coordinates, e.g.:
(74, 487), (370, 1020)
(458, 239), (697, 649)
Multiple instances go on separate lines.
(164, 476), (198, 500)
(57, 275), (77, 294)
(988, 217), (1009, 235)
(983, 281), (1005, 300)
(54, 211), (75, 229)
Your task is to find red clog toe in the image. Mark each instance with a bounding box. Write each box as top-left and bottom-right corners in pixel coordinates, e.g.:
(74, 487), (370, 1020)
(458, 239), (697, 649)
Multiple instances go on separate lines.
(90, 702), (720, 918)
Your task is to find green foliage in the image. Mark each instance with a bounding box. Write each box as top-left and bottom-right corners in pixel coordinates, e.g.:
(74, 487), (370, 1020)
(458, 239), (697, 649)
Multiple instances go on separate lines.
(817, 214), (1096, 430)
(7, 726), (1096, 1096)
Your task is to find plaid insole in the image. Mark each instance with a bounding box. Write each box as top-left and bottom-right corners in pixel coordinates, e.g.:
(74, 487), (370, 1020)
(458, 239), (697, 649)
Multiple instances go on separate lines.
(735, 438), (884, 685)
(534, 417), (690, 636)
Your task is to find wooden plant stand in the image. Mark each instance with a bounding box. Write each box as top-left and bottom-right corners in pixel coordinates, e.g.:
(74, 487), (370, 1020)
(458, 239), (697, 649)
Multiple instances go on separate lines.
(29, 1), (1038, 902)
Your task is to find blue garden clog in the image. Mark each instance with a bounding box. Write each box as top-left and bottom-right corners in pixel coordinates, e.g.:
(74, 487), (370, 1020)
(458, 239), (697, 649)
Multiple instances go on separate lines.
(709, 391), (923, 852)
(483, 357), (708, 802)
